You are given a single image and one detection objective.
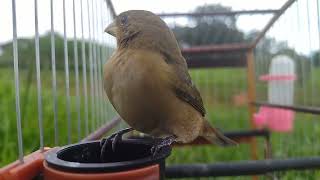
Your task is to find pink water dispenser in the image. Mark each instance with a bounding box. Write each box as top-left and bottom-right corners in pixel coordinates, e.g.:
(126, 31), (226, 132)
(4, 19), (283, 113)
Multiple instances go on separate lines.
(254, 55), (296, 132)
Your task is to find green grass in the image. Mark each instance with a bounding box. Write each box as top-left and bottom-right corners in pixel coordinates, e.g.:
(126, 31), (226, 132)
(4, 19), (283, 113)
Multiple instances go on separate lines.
(167, 68), (320, 179)
(1, 67), (320, 179)
(0, 67), (117, 166)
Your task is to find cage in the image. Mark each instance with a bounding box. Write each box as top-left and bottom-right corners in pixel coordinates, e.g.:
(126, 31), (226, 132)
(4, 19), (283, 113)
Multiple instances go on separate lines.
(0, 0), (320, 179)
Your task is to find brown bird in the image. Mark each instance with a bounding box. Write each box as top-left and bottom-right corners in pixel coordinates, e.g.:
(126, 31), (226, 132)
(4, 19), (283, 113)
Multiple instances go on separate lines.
(101, 10), (235, 157)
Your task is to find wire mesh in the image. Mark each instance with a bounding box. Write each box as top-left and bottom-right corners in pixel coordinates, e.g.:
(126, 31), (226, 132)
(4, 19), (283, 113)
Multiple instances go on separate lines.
(254, 0), (320, 177)
(0, 0), (117, 166)
(158, 0), (320, 178)
(1, 0), (320, 179)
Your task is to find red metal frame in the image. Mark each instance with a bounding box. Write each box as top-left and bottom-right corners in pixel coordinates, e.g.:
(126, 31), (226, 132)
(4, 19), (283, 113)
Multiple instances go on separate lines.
(181, 43), (251, 54)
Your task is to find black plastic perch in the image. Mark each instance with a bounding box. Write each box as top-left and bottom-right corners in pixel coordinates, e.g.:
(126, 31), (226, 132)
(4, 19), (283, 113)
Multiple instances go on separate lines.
(165, 157), (320, 178)
(44, 139), (171, 180)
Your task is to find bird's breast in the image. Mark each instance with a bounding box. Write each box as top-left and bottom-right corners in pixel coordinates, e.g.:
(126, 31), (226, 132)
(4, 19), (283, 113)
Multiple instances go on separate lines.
(104, 49), (172, 133)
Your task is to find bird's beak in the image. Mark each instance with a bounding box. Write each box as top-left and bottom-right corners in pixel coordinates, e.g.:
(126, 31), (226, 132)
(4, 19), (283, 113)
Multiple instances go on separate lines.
(105, 21), (117, 37)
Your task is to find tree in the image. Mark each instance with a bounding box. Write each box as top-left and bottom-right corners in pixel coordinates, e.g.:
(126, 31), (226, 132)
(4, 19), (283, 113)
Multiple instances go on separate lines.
(172, 4), (244, 47)
(311, 51), (320, 67)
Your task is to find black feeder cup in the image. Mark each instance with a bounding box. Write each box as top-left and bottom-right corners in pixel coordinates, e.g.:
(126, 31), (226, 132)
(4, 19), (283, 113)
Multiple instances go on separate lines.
(43, 139), (171, 180)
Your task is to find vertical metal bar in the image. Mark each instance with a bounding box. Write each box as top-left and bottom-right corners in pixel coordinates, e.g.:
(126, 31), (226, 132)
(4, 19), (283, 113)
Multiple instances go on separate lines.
(317, 0), (320, 106)
(105, 0), (110, 122)
(73, 0), (81, 141)
(316, 0), (320, 156)
(296, 0), (307, 105)
(95, 0), (100, 127)
(63, 0), (71, 144)
(318, 0), (320, 57)
(50, 0), (58, 146)
(97, 0), (102, 125)
(101, 1), (105, 125)
(246, 50), (258, 160)
(11, 0), (24, 163)
(96, 0), (101, 127)
(87, 0), (95, 132)
(34, 0), (44, 151)
(306, 0), (314, 106)
(92, 0), (99, 129)
(101, 0), (107, 123)
(96, 0), (103, 126)
(104, 2), (108, 122)
(80, 0), (89, 136)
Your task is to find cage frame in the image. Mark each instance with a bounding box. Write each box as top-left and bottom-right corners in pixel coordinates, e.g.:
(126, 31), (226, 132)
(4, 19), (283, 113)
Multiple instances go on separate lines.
(2, 0), (320, 179)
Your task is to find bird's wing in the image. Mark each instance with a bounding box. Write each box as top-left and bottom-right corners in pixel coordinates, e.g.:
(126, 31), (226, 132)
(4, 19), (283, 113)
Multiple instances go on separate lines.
(166, 54), (206, 117)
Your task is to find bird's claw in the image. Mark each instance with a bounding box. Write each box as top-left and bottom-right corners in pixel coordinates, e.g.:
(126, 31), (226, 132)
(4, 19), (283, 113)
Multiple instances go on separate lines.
(100, 128), (134, 161)
(151, 135), (176, 158)
(112, 133), (122, 152)
(100, 133), (116, 147)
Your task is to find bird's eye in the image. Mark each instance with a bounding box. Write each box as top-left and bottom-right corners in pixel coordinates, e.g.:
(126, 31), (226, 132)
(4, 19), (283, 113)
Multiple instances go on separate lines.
(120, 15), (128, 25)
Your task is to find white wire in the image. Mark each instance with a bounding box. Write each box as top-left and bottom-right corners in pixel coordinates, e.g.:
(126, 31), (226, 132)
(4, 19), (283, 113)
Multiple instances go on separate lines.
(101, 0), (107, 123)
(306, 0), (315, 107)
(80, 0), (89, 136)
(95, 0), (100, 128)
(105, 2), (111, 122)
(72, 0), (81, 141)
(96, 0), (103, 126)
(92, 0), (99, 129)
(99, 0), (106, 124)
(11, 0), (24, 163)
(50, 0), (58, 146)
(34, 0), (44, 151)
(63, 0), (71, 144)
(87, 0), (95, 132)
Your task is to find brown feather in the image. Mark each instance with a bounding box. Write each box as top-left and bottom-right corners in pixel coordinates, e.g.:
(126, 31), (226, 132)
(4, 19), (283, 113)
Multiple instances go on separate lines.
(104, 10), (232, 144)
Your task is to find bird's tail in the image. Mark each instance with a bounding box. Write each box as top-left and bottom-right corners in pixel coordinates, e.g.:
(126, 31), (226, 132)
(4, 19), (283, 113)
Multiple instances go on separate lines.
(200, 119), (237, 146)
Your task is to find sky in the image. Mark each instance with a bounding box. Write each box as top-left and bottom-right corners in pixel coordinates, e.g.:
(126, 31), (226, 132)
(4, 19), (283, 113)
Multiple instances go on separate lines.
(0, 0), (319, 54)
(0, 0), (114, 45)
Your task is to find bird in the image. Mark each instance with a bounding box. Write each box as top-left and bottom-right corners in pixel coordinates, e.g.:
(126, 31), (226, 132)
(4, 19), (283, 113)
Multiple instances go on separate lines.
(101, 10), (235, 158)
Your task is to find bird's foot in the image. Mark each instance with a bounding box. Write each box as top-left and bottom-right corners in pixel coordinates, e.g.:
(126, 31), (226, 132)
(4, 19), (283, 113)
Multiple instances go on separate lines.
(151, 135), (176, 158)
(100, 127), (134, 160)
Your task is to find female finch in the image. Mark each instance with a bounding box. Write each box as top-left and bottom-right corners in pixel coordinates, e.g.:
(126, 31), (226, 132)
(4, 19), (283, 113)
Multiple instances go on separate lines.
(101, 10), (235, 157)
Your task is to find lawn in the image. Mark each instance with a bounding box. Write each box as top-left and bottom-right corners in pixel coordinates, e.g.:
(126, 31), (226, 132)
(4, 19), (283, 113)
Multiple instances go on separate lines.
(0, 66), (320, 179)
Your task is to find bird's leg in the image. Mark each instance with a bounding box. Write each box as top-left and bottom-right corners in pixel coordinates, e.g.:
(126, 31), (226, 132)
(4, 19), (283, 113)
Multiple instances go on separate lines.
(100, 127), (134, 160)
(151, 135), (176, 157)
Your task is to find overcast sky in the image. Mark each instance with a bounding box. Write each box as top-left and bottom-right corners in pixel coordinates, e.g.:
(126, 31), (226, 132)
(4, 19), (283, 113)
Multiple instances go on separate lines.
(0, 0), (319, 54)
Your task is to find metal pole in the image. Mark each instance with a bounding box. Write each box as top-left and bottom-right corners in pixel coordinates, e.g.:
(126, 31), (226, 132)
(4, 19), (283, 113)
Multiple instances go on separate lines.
(92, 0), (99, 129)
(50, 0), (58, 146)
(87, 0), (95, 132)
(166, 157), (320, 178)
(246, 50), (258, 162)
(72, 0), (81, 141)
(11, 0), (24, 163)
(63, 0), (71, 144)
(34, 0), (44, 151)
(80, 0), (89, 136)
(251, 0), (296, 48)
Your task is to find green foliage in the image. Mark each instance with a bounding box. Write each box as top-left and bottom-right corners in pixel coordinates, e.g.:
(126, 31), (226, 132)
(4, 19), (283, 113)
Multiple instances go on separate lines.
(167, 69), (320, 179)
(311, 51), (320, 67)
(172, 4), (244, 46)
(0, 68), (319, 179)
(0, 66), (118, 166)
(0, 33), (111, 70)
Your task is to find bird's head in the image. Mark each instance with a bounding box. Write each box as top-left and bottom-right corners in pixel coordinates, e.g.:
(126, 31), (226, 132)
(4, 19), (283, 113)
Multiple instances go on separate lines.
(105, 10), (180, 53)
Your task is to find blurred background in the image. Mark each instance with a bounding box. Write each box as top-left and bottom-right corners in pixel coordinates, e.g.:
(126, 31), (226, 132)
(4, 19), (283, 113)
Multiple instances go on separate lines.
(1, 0), (320, 179)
